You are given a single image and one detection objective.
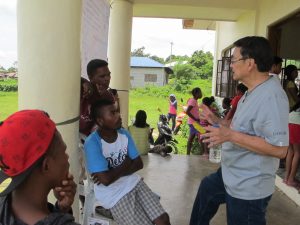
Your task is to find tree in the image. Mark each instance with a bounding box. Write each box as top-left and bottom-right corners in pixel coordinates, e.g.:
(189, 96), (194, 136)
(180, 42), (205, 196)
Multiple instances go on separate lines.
(131, 47), (150, 57)
(0, 66), (6, 73)
(172, 63), (198, 80)
(150, 55), (165, 64)
(165, 55), (189, 63)
(189, 50), (213, 79)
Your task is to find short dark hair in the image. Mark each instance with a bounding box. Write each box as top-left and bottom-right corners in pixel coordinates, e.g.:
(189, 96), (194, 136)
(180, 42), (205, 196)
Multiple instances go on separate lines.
(191, 87), (202, 98)
(90, 99), (114, 122)
(223, 97), (231, 107)
(202, 97), (214, 107)
(237, 83), (248, 94)
(87, 59), (108, 79)
(273, 56), (283, 65)
(234, 36), (273, 72)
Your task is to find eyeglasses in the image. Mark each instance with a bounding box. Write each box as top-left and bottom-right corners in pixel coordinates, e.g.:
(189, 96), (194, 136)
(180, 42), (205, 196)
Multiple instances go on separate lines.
(230, 57), (248, 64)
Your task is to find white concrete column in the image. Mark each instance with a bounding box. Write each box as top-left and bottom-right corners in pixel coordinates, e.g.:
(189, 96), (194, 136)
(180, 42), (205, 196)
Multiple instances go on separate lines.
(108, 0), (133, 128)
(17, 0), (81, 219)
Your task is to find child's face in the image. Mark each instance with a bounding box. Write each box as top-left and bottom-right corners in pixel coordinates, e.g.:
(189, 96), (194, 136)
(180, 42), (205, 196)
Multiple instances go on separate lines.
(98, 104), (122, 130)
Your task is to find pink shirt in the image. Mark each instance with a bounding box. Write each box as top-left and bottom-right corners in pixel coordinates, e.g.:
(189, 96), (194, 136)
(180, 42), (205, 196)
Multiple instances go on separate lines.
(169, 101), (177, 114)
(187, 98), (200, 124)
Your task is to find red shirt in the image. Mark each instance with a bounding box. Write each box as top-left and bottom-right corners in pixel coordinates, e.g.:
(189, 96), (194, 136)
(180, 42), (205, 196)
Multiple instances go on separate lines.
(230, 95), (242, 108)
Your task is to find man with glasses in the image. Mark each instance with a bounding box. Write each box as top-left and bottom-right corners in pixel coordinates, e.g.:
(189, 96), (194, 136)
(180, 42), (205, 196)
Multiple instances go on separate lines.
(189, 36), (289, 225)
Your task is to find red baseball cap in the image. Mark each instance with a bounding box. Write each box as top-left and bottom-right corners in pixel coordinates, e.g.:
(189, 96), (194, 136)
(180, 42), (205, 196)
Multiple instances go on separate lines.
(0, 110), (56, 196)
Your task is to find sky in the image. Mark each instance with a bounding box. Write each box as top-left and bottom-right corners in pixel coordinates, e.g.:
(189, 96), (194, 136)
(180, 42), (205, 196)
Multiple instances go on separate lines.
(0, 0), (17, 69)
(0, 0), (215, 69)
(132, 18), (215, 60)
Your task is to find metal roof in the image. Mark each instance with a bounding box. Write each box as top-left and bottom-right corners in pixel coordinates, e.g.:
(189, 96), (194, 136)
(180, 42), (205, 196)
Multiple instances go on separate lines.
(131, 56), (165, 68)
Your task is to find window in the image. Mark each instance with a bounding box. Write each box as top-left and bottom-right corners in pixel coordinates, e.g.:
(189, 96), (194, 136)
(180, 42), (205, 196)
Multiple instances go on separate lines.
(215, 47), (238, 98)
(144, 74), (157, 82)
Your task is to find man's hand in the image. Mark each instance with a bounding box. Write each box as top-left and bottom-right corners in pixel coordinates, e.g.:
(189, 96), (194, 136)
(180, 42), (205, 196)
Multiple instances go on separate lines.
(202, 125), (232, 148)
(53, 173), (77, 213)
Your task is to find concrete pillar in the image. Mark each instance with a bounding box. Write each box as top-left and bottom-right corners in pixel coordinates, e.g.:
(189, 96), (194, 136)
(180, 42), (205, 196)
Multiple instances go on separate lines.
(17, 0), (81, 219)
(108, 0), (133, 128)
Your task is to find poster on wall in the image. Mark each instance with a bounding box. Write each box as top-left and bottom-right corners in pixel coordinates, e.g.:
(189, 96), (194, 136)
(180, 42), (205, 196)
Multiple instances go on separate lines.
(81, 0), (110, 79)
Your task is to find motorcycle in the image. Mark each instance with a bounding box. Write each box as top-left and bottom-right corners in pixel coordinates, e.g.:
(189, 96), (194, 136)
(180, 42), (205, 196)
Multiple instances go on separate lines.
(149, 109), (178, 156)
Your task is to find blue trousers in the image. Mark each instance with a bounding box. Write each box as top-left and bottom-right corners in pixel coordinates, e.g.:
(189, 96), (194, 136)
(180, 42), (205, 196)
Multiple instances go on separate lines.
(189, 168), (272, 225)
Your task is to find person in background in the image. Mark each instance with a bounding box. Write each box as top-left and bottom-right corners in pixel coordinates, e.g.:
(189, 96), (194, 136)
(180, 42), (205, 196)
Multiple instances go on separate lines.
(0, 110), (78, 225)
(186, 87), (202, 155)
(269, 56), (283, 81)
(84, 99), (171, 225)
(224, 83), (248, 120)
(190, 36), (289, 225)
(221, 97), (231, 118)
(79, 60), (120, 203)
(129, 110), (154, 155)
(167, 94), (177, 132)
(199, 97), (216, 158)
(283, 65), (300, 112)
(87, 59), (118, 105)
(283, 64), (300, 188)
(80, 59), (119, 137)
(80, 77), (94, 137)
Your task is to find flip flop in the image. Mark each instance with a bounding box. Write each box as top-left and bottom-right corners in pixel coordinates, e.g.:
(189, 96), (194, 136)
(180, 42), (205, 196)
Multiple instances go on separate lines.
(282, 179), (287, 184)
(286, 181), (300, 188)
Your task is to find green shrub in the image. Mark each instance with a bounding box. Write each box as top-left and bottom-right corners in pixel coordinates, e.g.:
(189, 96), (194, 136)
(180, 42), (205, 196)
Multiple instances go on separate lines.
(0, 84), (18, 92)
(0, 79), (18, 92)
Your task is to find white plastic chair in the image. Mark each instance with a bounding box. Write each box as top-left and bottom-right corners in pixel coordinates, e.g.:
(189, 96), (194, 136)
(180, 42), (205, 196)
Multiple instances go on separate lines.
(80, 141), (117, 225)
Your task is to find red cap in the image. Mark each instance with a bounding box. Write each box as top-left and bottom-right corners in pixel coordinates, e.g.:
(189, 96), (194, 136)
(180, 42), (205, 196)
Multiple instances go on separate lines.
(0, 110), (56, 195)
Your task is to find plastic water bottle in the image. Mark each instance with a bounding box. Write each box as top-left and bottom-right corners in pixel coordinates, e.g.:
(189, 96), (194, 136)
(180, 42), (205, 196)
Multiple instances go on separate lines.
(209, 124), (221, 163)
(209, 144), (222, 163)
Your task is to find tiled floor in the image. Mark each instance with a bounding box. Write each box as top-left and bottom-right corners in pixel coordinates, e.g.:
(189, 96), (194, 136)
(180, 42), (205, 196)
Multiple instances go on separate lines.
(138, 154), (300, 225)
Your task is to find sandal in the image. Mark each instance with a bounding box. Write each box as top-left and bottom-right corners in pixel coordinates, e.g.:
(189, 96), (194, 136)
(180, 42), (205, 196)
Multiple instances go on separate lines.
(286, 181), (300, 188)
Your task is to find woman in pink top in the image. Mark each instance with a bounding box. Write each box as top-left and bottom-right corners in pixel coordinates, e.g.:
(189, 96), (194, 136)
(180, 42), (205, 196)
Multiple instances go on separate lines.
(168, 94), (177, 131)
(186, 87), (202, 155)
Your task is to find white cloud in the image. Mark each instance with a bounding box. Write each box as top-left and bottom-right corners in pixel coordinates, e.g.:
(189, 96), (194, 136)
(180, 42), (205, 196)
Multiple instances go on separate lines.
(131, 18), (215, 59)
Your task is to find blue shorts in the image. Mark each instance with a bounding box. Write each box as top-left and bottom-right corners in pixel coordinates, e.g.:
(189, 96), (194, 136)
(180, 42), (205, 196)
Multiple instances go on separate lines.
(189, 124), (199, 135)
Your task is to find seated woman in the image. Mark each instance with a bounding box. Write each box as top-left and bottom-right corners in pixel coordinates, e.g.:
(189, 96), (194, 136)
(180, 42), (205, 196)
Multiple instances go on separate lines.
(128, 110), (153, 155)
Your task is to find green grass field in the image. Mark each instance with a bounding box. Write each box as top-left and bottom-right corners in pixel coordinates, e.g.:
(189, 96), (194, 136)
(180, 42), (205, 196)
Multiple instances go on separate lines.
(0, 91), (18, 121)
(0, 78), (212, 154)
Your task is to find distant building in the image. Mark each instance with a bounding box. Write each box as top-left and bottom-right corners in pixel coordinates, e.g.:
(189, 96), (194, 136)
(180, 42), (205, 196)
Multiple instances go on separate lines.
(130, 56), (171, 88)
(0, 72), (17, 79)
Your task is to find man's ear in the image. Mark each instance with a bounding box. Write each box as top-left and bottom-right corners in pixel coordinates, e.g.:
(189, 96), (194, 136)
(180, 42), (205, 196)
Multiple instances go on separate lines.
(97, 117), (103, 127)
(247, 58), (256, 72)
(41, 157), (50, 173)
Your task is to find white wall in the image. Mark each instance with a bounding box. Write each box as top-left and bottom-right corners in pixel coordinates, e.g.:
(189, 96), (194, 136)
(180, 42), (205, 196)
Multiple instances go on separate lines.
(214, 0), (300, 59)
(130, 67), (165, 88)
(212, 0), (300, 94)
